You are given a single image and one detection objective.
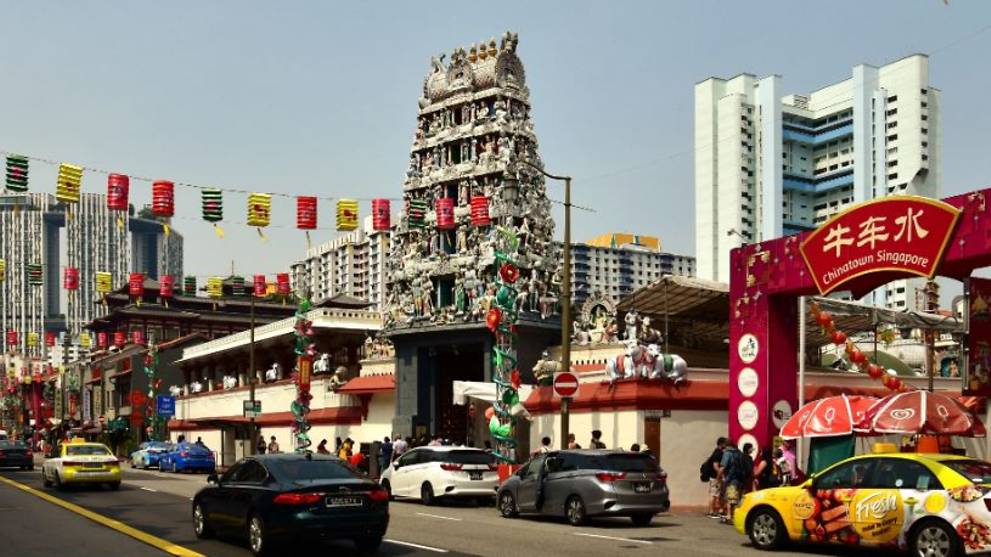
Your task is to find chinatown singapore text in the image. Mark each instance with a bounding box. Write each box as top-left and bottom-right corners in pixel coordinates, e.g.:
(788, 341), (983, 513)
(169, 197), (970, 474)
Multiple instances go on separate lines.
(819, 207), (930, 288)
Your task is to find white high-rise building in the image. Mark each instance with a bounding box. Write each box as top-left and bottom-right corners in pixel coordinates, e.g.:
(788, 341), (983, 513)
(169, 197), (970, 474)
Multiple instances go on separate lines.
(695, 54), (941, 310)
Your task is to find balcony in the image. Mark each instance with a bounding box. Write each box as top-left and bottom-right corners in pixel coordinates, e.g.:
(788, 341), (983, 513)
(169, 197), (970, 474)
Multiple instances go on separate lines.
(784, 169), (853, 193)
(782, 122), (853, 146)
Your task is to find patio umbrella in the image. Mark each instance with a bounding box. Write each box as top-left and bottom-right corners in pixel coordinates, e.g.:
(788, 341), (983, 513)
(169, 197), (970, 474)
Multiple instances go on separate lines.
(779, 395), (879, 439)
(863, 390), (986, 437)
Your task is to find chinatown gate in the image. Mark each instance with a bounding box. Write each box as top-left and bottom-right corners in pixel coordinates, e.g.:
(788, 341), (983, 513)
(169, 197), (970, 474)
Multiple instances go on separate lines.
(729, 189), (991, 451)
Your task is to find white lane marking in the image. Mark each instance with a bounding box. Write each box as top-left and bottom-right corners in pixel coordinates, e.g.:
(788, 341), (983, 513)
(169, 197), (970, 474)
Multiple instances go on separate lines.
(415, 512), (462, 522)
(384, 538), (449, 553)
(575, 532), (653, 545)
(139, 487), (157, 492)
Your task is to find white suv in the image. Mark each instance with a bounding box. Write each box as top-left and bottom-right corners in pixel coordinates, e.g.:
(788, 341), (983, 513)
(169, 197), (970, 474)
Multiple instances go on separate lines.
(380, 446), (499, 505)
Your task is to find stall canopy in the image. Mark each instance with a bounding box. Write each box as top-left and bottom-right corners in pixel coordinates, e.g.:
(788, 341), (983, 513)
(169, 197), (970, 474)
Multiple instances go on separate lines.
(806, 296), (962, 349)
(453, 381), (534, 406)
(616, 275), (730, 348)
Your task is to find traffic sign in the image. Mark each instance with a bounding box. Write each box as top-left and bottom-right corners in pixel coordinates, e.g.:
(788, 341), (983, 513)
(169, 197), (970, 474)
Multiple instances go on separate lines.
(243, 400), (262, 418)
(156, 395), (176, 417)
(553, 372), (580, 398)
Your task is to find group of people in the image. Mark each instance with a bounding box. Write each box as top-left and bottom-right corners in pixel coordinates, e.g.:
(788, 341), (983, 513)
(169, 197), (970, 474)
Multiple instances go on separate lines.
(254, 435), (281, 454)
(702, 437), (800, 523)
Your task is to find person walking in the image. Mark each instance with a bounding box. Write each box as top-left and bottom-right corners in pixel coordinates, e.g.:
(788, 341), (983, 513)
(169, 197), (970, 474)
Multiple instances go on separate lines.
(590, 430), (606, 449)
(532, 436), (552, 456)
(317, 439), (330, 455)
(702, 437), (727, 518)
(338, 438), (353, 460)
(335, 437), (343, 455)
(753, 447), (782, 490)
(380, 436), (393, 470)
(267, 436), (280, 454)
(740, 443), (755, 493)
(566, 433), (581, 449)
(392, 435), (408, 459)
(719, 442), (746, 524)
(256, 434), (267, 455)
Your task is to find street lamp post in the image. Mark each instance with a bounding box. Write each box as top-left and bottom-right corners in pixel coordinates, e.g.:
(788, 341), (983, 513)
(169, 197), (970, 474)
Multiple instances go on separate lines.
(522, 160), (572, 450)
(248, 291), (257, 454)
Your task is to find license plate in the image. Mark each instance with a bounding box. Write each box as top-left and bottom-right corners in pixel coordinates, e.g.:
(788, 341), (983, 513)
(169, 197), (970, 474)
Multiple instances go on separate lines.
(469, 471), (483, 480)
(83, 463), (103, 469)
(326, 496), (364, 508)
(633, 482), (652, 493)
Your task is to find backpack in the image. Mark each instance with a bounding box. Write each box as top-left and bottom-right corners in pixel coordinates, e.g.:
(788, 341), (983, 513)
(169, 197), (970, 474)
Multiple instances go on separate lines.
(724, 449), (747, 483)
(759, 459), (782, 488)
(699, 449), (719, 482)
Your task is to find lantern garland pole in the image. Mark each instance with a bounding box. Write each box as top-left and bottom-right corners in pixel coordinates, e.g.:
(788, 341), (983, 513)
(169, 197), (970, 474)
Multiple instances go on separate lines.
(486, 226), (524, 463)
(143, 345), (160, 440)
(290, 295), (316, 453)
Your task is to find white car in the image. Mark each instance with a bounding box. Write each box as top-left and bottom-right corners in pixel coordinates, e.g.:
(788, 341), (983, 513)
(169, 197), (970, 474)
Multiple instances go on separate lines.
(42, 440), (122, 490)
(380, 446), (499, 505)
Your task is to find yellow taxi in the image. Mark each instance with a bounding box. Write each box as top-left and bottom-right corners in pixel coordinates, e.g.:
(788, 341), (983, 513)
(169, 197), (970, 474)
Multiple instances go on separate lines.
(735, 448), (991, 557)
(41, 439), (121, 490)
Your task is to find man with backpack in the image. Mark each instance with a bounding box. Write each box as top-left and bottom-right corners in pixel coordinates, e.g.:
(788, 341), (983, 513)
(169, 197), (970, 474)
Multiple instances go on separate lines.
(700, 437), (727, 518)
(718, 442), (748, 524)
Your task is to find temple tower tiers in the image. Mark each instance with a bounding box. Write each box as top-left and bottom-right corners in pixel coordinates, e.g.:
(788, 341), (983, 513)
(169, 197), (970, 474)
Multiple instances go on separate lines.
(384, 32), (559, 328)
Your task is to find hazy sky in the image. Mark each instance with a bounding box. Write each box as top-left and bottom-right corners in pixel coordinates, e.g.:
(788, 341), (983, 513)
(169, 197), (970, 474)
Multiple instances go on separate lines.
(1, 1), (989, 280)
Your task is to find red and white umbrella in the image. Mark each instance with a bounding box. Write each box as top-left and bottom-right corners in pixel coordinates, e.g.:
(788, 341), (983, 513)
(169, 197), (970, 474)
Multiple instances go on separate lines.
(863, 390), (986, 437)
(780, 395), (879, 439)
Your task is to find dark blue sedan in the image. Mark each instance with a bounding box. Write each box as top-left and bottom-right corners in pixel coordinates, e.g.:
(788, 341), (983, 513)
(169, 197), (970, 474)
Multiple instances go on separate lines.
(192, 454), (389, 556)
(159, 442), (215, 473)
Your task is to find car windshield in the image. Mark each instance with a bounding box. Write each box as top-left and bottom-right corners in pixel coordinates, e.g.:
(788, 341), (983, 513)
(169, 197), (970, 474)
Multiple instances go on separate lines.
(944, 459), (991, 483)
(0, 440), (27, 449)
(66, 445), (111, 456)
(143, 442), (170, 450)
(600, 454), (659, 473)
(268, 459), (359, 481)
(180, 443), (210, 454)
(444, 450), (493, 465)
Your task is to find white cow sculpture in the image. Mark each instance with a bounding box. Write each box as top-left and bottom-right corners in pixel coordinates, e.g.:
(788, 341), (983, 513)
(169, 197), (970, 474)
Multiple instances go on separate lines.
(642, 344), (688, 384)
(606, 341), (645, 383)
(265, 363), (281, 383)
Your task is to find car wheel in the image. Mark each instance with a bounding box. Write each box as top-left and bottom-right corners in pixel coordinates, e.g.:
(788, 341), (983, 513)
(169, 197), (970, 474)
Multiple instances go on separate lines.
(354, 536), (383, 555)
(747, 507), (786, 550)
(192, 503), (214, 539)
(565, 495), (587, 526)
(631, 513), (654, 527)
(499, 491), (519, 518)
(42, 469), (52, 487)
(54, 471), (64, 491)
(27, 463), (34, 471)
(248, 514), (271, 556)
(421, 482), (435, 506)
(108, 482), (121, 491)
(381, 480), (393, 501)
(910, 519), (960, 557)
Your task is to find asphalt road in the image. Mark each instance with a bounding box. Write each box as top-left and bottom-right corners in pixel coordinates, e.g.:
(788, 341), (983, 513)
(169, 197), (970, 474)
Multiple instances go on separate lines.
(0, 465), (878, 557)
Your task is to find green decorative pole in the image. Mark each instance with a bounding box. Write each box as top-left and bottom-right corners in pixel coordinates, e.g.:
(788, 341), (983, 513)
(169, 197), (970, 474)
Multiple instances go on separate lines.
(487, 226), (524, 463)
(290, 295), (315, 453)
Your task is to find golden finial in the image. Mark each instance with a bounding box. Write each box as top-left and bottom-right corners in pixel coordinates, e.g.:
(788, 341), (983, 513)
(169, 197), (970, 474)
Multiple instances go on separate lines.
(468, 43), (477, 63)
(488, 38), (497, 58)
(478, 41), (488, 60)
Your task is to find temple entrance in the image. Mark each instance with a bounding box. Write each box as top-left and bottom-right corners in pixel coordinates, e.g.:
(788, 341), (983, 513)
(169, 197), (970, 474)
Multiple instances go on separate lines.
(434, 344), (484, 442)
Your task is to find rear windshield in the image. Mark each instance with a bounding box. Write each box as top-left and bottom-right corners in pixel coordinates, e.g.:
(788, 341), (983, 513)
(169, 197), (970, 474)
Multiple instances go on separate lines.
(600, 454), (658, 473)
(944, 459), (991, 484)
(66, 445), (111, 456)
(268, 459), (358, 481)
(0, 440), (27, 449)
(443, 450), (493, 465)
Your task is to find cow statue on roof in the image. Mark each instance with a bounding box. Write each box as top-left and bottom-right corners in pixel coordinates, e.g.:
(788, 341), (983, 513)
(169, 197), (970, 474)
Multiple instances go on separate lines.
(606, 340), (688, 385)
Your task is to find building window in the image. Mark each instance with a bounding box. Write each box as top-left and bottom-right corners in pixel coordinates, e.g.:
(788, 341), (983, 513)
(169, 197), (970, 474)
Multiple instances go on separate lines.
(886, 108), (897, 116)
(887, 95), (898, 103)
(888, 173), (898, 180)
(886, 121), (897, 129)
(887, 134), (898, 142)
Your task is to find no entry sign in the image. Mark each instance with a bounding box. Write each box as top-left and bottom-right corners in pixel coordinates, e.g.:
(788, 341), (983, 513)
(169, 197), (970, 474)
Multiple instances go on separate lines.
(553, 372), (580, 398)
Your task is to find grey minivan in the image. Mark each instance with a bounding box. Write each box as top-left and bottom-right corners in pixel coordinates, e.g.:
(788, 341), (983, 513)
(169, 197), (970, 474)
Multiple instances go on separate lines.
(497, 450), (670, 526)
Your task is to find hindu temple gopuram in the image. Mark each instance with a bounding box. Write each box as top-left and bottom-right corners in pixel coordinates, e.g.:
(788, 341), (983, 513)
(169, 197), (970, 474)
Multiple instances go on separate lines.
(385, 32), (561, 441)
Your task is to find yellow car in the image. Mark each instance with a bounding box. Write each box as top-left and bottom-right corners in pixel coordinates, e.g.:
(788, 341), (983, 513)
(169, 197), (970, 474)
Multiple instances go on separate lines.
(42, 439), (121, 490)
(735, 451), (991, 557)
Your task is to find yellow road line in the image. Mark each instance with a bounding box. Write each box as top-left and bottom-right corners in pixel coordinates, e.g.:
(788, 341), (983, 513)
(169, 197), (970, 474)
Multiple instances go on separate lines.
(0, 475), (204, 557)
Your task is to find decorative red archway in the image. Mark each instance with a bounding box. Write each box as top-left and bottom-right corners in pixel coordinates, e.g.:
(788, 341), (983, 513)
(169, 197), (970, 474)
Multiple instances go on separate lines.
(729, 189), (991, 451)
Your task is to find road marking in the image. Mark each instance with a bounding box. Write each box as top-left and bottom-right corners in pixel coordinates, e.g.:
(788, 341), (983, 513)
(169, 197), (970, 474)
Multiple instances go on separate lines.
(140, 487), (158, 492)
(415, 512), (462, 521)
(575, 532), (653, 545)
(0, 475), (204, 557)
(384, 538), (449, 553)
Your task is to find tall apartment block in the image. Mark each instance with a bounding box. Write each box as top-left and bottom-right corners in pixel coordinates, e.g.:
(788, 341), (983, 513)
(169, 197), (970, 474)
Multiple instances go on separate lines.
(695, 54), (940, 310)
(290, 216), (392, 311)
(0, 192), (183, 356)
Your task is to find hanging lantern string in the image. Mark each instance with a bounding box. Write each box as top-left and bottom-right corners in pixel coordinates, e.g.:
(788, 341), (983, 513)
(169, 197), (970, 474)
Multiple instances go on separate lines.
(0, 148), (595, 213)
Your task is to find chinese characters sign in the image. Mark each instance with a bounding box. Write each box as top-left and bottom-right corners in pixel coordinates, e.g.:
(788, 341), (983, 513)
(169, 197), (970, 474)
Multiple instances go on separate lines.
(800, 197), (960, 295)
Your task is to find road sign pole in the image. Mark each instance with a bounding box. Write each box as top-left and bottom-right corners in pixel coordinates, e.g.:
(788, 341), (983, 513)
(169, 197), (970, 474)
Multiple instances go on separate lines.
(560, 396), (569, 450)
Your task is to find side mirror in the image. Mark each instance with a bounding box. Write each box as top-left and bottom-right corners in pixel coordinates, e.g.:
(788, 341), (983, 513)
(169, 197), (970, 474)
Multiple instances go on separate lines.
(207, 473), (219, 485)
(392, 462), (401, 470)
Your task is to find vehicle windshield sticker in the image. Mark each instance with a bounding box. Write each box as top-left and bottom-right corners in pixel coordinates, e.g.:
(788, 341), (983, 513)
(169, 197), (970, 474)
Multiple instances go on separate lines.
(916, 476), (930, 490)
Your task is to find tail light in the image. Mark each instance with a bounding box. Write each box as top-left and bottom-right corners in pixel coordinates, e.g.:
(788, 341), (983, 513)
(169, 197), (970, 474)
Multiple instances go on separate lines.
(180, 451), (188, 457)
(366, 488), (389, 502)
(440, 463), (463, 471)
(658, 471), (668, 484)
(274, 492), (324, 505)
(595, 472), (627, 482)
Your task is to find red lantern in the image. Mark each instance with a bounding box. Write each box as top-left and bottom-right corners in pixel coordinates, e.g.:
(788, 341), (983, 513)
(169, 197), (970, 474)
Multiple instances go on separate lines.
(45, 331), (56, 347)
(63, 267), (80, 291)
(254, 274), (267, 296)
(486, 307), (502, 333)
(296, 196), (317, 230)
(129, 273), (144, 298)
(107, 173), (129, 211)
(113, 331), (126, 347)
(867, 363), (883, 379)
(435, 198), (455, 230)
(849, 349), (866, 364)
(470, 196), (491, 226)
(152, 180), (175, 217)
(499, 263), (520, 284)
(816, 311), (833, 328)
(276, 273), (290, 296)
(97, 332), (108, 349)
(831, 330), (847, 345)
(159, 274), (174, 298)
(372, 199), (391, 231)
(131, 330), (144, 345)
(510, 369), (521, 390)
(6, 331), (17, 346)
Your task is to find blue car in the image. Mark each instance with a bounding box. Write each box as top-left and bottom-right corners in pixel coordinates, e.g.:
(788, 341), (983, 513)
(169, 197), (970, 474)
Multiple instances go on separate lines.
(159, 442), (216, 473)
(130, 441), (174, 469)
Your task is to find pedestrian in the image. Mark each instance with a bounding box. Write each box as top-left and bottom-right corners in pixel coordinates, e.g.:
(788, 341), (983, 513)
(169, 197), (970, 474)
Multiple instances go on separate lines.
(428, 435), (442, 447)
(393, 435), (408, 459)
(533, 436), (551, 456)
(630, 443), (641, 452)
(350, 449), (366, 471)
(195, 437), (205, 447)
(268, 436), (280, 454)
(778, 440), (799, 485)
(256, 434), (267, 455)
(380, 436), (393, 469)
(335, 437), (343, 454)
(701, 437), (727, 518)
(338, 438), (353, 459)
(719, 442), (746, 524)
(741, 443), (755, 492)
(753, 447), (782, 490)
(774, 448), (792, 485)
(317, 439), (330, 455)
(177, 434), (186, 444)
(590, 430), (606, 449)
(566, 433), (581, 449)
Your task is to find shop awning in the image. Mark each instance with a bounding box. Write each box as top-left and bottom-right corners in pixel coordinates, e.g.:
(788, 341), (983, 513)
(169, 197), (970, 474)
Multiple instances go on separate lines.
(337, 375), (395, 395)
(168, 407), (363, 430)
(453, 381), (535, 406)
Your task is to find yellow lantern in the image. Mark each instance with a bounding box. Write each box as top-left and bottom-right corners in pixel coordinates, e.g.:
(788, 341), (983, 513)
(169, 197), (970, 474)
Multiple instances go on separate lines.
(247, 193), (272, 227)
(79, 331), (91, 348)
(0, 259), (5, 282)
(95, 271), (113, 294)
(337, 198), (359, 231)
(27, 332), (39, 347)
(56, 163), (83, 203)
(207, 276), (223, 298)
